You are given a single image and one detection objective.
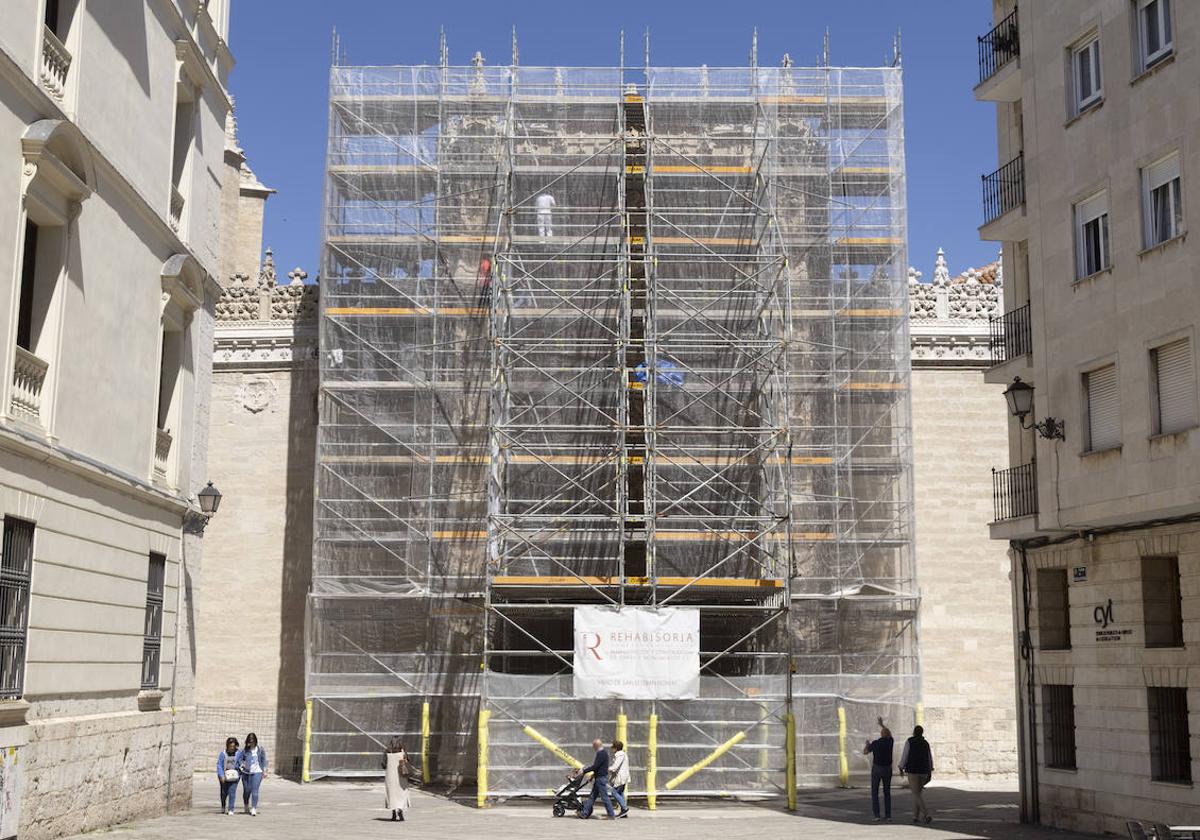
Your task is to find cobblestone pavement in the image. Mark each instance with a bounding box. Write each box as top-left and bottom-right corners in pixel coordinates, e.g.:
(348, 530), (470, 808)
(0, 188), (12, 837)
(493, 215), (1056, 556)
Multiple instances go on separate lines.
(64, 776), (1102, 840)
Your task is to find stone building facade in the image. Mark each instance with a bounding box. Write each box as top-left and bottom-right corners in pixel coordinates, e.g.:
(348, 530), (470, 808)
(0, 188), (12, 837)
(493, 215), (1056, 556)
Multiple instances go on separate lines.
(0, 2), (232, 837)
(198, 244), (1018, 784)
(978, 0), (1199, 831)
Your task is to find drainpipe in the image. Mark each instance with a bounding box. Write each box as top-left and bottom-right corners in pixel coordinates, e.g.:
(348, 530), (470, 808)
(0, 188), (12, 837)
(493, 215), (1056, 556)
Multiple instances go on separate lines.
(1014, 542), (1039, 824)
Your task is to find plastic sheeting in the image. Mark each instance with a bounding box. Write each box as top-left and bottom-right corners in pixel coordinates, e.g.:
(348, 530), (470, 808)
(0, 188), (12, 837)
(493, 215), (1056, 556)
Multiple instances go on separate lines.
(311, 61), (915, 795)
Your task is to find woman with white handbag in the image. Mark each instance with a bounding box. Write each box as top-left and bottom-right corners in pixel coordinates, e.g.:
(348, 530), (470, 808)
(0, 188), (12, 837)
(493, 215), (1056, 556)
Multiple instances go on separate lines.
(216, 737), (240, 815)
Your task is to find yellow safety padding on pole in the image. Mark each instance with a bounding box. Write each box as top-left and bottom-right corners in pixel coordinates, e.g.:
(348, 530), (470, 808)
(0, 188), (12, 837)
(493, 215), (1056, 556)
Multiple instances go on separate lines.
(837, 706), (849, 787)
(616, 712), (627, 747)
(786, 712), (797, 811)
(302, 699), (313, 783)
(647, 713), (658, 810)
(421, 700), (431, 784)
(477, 709), (491, 808)
(664, 730), (746, 790)
(915, 703), (924, 728)
(522, 725), (583, 769)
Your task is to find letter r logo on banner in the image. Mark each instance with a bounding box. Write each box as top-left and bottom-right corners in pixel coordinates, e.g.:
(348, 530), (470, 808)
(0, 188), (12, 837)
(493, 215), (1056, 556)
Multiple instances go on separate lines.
(582, 632), (603, 661)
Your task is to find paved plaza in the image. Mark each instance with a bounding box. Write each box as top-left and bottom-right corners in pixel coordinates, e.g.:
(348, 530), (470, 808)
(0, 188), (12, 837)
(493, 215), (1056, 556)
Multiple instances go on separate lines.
(62, 775), (1103, 840)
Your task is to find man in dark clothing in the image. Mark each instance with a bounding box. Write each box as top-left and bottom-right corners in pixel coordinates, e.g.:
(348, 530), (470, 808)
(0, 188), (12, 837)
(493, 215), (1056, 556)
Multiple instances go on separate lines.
(862, 723), (894, 821)
(572, 738), (615, 819)
(899, 725), (935, 824)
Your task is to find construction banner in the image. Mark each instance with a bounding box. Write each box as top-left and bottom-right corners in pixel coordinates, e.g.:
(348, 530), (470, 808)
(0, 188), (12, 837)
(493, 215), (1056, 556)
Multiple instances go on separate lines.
(573, 606), (700, 699)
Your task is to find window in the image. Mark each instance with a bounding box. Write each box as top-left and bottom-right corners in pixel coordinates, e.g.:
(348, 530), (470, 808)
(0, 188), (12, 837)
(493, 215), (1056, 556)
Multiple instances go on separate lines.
(1074, 192), (1110, 278)
(1042, 684), (1077, 770)
(0, 518), (34, 700)
(1071, 36), (1102, 114)
(1084, 364), (1121, 451)
(1143, 152), (1183, 248)
(1142, 556), (1184, 648)
(1037, 568), (1071, 650)
(43, 0), (78, 40)
(1136, 0), (1173, 72)
(141, 553), (166, 690)
(14, 219), (63, 359)
(1148, 687), (1191, 784)
(1151, 338), (1196, 435)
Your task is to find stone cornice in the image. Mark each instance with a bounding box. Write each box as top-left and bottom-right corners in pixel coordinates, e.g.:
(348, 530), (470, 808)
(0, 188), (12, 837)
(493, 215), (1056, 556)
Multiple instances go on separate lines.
(907, 248), (1002, 369)
(214, 322), (317, 370)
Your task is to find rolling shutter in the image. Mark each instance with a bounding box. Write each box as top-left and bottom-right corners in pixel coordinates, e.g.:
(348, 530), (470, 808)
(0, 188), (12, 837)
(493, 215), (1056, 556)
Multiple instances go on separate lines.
(1085, 364), (1120, 451)
(1154, 338), (1194, 434)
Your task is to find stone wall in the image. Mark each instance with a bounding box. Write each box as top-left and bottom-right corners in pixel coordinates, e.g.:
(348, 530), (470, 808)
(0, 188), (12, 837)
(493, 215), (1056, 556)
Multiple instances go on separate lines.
(911, 368), (1018, 779)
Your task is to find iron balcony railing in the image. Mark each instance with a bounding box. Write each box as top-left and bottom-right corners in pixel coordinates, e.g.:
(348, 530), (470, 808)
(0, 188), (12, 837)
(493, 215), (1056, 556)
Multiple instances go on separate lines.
(989, 302), (1032, 365)
(982, 152), (1024, 226)
(993, 461), (1037, 522)
(978, 8), (1019, 85)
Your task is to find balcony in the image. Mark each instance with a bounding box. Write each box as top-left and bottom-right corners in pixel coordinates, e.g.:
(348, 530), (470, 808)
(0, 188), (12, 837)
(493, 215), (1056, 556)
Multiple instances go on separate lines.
(11, 346), (49, 425)
(975, 9), (1021, 101)
(989, 302), (1032, 366)
(154, 428), (173, 483)
(39, 25), (71, 104)
(992, 461), (1037, 523)
(980, 153), (1026, 241)
(169, 186), (185, 233)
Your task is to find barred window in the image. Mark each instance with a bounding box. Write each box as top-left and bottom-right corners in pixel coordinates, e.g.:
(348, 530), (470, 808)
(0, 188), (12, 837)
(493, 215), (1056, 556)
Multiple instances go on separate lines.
(1142, 556), (1184, 648)
(1037, 568), (1071, 650)
(0, 518), (34, 700)
(1148, 687), (1191, 784)
(141, 553), (166, 690)
(1042, 684), (1077, 770)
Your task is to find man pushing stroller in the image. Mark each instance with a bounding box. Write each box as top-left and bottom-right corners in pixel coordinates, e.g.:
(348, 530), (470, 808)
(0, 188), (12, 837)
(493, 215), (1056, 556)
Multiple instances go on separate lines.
(570, 738), (628, 819)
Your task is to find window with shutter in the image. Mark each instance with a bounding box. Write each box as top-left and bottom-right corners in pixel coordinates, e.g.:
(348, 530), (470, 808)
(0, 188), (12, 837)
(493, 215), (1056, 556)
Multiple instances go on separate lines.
(1151, 338), (1195, 435)
(1074, 192), (1109, 278)
(1071, 36), (1102, 115)
(1143, 153), (1182, 248)
(1084, 364), (1120, 451)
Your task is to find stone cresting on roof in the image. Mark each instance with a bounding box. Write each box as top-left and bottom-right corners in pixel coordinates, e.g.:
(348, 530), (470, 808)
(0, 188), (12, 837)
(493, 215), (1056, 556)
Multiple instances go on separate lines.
(216, 248), (318, 324)
(908, 248), (1003, 367)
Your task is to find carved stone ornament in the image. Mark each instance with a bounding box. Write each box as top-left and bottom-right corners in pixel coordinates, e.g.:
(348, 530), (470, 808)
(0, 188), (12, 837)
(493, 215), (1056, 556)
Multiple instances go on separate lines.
(238, 376), (277, 413)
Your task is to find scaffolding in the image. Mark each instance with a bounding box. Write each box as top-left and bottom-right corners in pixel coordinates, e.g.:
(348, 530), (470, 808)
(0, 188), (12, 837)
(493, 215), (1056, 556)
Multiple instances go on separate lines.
(310, 47), (915, 801)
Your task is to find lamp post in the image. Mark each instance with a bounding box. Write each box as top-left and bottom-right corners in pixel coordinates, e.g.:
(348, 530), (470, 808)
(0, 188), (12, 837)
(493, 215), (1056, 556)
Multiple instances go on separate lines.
(184, 481), (223, 534)
(1003, 377), (1065, 440)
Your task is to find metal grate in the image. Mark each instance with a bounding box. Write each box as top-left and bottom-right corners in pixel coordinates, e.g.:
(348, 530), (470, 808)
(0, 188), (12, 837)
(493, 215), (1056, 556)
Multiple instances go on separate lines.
(988, 302), (1031, 365)
(141, 552), (166, 690)
(982, 153), (1025, 225)
(1148, 687), (1191, 784)
(0, 518), (34, 700)
(992, 460), (1037, 522)
(1142, 555), (1183, 648)
(978, 8), (1019, 85)
(1042, 684), (1077, 770)
(1036, 568), (1070, 651)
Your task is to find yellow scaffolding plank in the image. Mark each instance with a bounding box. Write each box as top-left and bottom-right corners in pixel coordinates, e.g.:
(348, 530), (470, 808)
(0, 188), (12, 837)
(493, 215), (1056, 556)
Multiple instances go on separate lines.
(654, 164), (755, 174)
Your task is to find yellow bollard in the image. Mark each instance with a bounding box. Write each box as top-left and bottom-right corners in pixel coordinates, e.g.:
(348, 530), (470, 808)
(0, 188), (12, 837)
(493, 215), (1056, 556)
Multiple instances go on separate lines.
(647, 713), (658, 810)
(616, 712), (627, 747)
(915, 703), (924, 729)
(421, 700), (431, 784)
(302, 699), (313, 783)
(837, 706), (849, 788)
(522, 725), (583, 768)
(477, 709), (491, 808)
(786, 711), (796, 811)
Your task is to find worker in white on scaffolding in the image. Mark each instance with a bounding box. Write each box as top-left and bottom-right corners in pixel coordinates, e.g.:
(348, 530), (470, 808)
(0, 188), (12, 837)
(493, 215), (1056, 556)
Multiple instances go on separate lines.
(535, 192), (556, 238)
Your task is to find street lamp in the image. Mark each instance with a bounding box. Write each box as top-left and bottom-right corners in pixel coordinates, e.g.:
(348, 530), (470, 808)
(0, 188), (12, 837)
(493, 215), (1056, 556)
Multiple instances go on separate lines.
(197, 481), (223, 516)
(184, 481), (223, 534)
(1003, 377), (1065, 440)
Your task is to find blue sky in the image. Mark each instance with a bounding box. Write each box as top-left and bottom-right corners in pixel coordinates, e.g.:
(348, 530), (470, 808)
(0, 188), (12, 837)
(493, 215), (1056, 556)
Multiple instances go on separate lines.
(228, 1), (998, 281)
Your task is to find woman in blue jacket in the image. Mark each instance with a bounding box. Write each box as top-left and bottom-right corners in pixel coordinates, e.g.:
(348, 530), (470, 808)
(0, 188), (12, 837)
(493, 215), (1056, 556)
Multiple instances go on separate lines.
(216, 737), (240, 815)
(236, 732), (268, 815)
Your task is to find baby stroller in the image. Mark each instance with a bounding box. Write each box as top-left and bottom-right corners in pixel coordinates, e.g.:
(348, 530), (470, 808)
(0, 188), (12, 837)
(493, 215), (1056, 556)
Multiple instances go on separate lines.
(552, 773), (587, 817)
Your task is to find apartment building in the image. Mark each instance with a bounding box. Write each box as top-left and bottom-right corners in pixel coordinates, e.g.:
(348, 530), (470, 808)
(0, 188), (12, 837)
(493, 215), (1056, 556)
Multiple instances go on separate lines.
(0, 2), (232, 836)
(977, 0), (1198, 831)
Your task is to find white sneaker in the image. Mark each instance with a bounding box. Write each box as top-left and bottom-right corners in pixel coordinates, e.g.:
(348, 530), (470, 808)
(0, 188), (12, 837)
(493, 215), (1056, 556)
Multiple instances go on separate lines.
(226, 809), (234, 816)
(250, 808), (257, 817)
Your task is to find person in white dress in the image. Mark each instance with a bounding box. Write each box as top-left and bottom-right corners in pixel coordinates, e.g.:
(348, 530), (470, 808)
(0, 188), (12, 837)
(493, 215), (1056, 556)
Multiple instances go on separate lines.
(608, 739), (631, 818)
(382, 736), (413, 821)
(535, 193), (556, 238)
